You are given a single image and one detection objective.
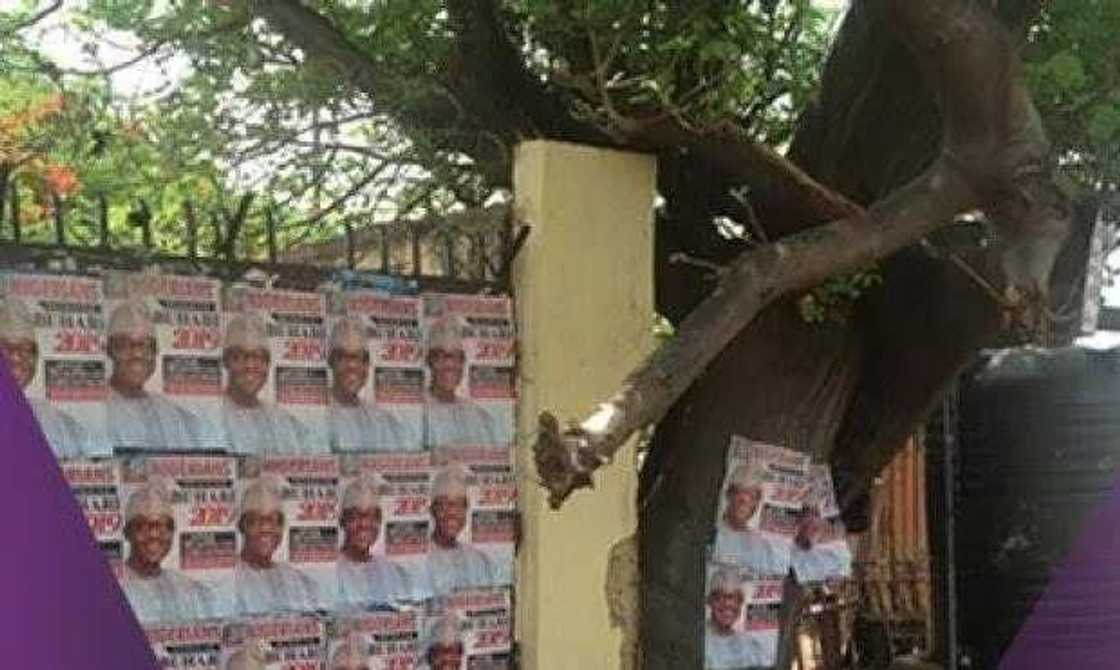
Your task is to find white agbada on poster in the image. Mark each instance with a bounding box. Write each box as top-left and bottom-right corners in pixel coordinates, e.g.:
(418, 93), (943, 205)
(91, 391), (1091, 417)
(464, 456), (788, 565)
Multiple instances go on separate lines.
(104, 271), (224, 452)
(222, 286), (329, 454)
(119, 455), (238, 624)
(421, 294), (514, 458)
(329, 291), (424, 452)
(0, 272), (108, 457)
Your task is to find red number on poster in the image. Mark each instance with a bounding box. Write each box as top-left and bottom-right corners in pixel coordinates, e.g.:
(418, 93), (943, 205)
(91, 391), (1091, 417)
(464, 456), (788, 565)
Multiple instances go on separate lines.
(478, 486), (516, 506)
(380, 341), (419, 363)
(474, 341), (512, 361)
(297, 499), (336, 522)
(284, 339), (324, 361)
(189, 504), (232, 527)
(172, 327), (219, 350)
(54, 329), (100, 354)
(393, 497), (427, 516)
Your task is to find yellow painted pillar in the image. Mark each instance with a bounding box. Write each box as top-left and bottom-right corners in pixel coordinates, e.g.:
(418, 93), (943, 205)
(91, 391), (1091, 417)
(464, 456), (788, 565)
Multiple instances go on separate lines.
(512, 140), (656, 670)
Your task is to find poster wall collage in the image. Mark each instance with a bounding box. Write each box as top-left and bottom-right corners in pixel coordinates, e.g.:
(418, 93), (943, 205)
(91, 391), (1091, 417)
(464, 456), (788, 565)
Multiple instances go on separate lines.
(0, 270), (515, 669)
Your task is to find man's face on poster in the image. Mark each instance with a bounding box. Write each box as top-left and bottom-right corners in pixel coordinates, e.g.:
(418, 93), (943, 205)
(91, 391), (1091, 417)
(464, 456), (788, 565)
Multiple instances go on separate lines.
(0, 336), (37, 389)
(126, 513), (174, 568)
(707, 588), (744, 634)
(240, 510), (283, 562)
(109, 334), (158, 391)
(796, 508), (828, 550)
(429, 643), (464, 670)
(342, 506), (382, 555)
(331, 346), (370, 398)
(427, 348), (465, 397)
(225, 346), (270, 398)
(725, 485), (761, 531)
(432, 495), (468, 542)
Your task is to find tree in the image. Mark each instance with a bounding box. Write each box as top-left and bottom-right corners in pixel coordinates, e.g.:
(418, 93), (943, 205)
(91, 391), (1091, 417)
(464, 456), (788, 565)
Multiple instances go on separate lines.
(10, 0), (1112, 667)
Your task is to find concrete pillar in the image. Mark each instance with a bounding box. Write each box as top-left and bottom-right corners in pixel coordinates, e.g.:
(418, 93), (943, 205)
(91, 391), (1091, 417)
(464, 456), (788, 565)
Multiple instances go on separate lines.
(512, 141), (657, 670)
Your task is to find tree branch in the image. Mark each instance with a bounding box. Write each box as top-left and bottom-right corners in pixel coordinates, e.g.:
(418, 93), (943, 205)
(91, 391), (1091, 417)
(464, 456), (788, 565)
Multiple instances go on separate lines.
(536, 157), (979, 508)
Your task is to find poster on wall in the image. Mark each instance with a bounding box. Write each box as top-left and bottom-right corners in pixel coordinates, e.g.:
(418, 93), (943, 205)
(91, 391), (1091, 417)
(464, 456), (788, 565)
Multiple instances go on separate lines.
(146, 621), (223, 669)
(421, 294), (515, 459)
(119, 455), (238, 623)
(711, 436), (808, 578)
(327, 610), (421, 670)
(421, 460), (512, 597)
(222, 616), (326, 670)
(234, 456), (338, 615)
(791, 464), (852, 584)
(61, 458), (124, 578)
(104, 271), (225, 452)
(222, 286), (329, 454)
(0, 272), (108, 458)
(337, 452), (431, 609)
(703, 564), (779, 670)
(329, 291), (424, 452)
(426, 587), (513, 670)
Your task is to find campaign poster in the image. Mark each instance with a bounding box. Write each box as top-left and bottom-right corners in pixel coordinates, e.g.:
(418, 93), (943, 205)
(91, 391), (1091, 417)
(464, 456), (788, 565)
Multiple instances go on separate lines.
(222, 286), (329, 454)
(119, 456), (238, 624)
(328, 611), (421, 670)
(422, 459), (513, 598)
(742, 578), (783, 668)
(421, 294), (515, 458)
(791, 464), (853, 584)
(338, 452), (432, 608)
(61, 458), (124, 578)
(103, 271), (224, 452)
(425, 588), (513, 670)
(234, 456), (338, 615)
(328, 291), (424, 452)
(146, 621), (224, 669)
(711, 436), (808, 578)
(222, 616), (327, 670)
(0, 272), (108, 458)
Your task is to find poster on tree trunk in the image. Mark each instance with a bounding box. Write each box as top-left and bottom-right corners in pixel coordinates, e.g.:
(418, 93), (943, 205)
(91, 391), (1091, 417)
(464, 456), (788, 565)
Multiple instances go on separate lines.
(103, 271), (224, 452)
(0, 272), (108, 458)
(711, 436), (808, 578)
(791, 464), (852, 584)
(328, 291), (424, 452)
(704, 563), (768, 670)
(222, 286), (329, 454)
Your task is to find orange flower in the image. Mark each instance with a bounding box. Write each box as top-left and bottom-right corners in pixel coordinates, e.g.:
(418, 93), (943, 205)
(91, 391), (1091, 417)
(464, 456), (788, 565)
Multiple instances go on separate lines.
(43, 164), (80, 197)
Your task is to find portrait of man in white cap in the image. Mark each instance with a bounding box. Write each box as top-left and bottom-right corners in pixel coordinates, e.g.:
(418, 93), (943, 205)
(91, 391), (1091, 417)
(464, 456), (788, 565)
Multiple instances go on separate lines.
(119, 479), (217, 623)
(337, 474), (414, 608)
(330, 634), (371, 670)
(424, 316), (500, 450)
(233, 475), (321, 614)
(422, 464), (496, 596)
(327, 317), (408, 452)
(425, 614), (466, 670)
(106, 300), (213, 451)
(221, 313), (312, 454)
(225, 642), (268, 670)
(712, 466), (790, 577)
(704, 566), (764, 670)
(0, 297), (90, 458)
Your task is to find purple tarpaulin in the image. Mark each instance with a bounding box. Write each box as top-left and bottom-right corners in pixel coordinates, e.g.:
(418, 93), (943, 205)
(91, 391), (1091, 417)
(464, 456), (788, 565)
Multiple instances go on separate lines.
(0, 363), (155, 668)
(999, 472), (1120, 669)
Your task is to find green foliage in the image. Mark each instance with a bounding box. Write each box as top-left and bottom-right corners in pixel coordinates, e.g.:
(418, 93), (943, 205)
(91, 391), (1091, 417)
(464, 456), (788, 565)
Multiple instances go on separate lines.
(797, 264), (882, 325)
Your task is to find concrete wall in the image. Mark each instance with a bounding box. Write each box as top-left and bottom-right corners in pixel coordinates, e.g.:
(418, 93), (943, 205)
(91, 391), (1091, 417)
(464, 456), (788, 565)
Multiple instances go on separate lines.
(513, 140), (656, 670)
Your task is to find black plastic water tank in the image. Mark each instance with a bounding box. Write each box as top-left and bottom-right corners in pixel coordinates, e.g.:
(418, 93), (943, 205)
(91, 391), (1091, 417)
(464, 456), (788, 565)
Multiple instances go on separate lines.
(955, 346), (1120, 667)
